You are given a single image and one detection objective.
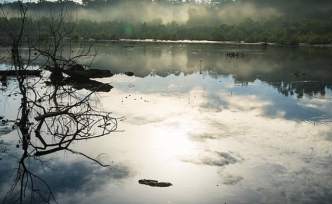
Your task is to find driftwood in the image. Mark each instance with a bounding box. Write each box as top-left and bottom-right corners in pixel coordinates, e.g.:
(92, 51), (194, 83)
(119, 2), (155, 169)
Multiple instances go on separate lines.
(0, 70), (41, 76)
(138, 179), (172, 187)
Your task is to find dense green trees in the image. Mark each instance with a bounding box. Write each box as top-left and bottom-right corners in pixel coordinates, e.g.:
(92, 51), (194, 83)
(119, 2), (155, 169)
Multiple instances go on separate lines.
(1, 15), (331, 44)
(0, 0), (332, 44)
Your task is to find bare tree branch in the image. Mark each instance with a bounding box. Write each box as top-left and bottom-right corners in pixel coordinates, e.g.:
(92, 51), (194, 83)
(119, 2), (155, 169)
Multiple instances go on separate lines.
(1, 2), (119, 203)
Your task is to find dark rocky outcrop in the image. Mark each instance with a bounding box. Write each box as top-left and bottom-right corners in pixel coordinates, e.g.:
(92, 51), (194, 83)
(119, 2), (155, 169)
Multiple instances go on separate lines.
(66, 77), (113, 92)
(45, 64), (114, 92)
(45, 64), (113, 79)
(65, 69), (113, 79)
(64, 64), (113, 79)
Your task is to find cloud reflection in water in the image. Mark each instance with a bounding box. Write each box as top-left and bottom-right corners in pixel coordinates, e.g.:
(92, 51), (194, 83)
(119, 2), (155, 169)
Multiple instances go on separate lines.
(95, 65), (332, 203)
(2, 43), (332, 203)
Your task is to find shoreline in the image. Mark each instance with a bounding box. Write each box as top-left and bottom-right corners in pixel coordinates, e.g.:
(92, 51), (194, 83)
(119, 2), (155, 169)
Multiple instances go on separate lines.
(91, 38), (332, 48)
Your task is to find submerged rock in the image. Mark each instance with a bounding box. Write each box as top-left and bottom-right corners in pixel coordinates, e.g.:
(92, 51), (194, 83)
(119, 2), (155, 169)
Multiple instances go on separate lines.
(138, 179), (172, 187)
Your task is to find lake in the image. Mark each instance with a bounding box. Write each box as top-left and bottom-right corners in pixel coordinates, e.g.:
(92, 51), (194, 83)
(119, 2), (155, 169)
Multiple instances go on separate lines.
(1, 41), (332, 204)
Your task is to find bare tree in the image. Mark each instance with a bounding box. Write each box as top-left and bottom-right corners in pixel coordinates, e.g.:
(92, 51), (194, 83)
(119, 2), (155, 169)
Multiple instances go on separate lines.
(0, 1), (119, 203)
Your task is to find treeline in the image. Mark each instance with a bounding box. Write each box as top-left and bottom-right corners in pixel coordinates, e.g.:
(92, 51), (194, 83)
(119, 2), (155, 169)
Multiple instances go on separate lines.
(1, 0), (332, 44)
(1, 0), (332, 22)
(57, 17), (332, 44)
(1, 16), (332, 45)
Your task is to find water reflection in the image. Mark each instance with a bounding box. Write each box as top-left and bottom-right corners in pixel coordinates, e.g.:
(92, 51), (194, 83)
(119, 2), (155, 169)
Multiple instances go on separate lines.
(0, 145), (134, 203)
(96, 68), (332, 203)
(89, 42), (332, 98)
(1, 42), (332, 204)
(1, 42), (332, 98)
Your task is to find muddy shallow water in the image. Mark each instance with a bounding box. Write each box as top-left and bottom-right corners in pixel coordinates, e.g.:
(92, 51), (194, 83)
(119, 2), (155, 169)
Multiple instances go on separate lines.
(1, 42), (332, 204)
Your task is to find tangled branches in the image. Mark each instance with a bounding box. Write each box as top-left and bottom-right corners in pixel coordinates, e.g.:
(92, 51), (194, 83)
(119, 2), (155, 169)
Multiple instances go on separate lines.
(1, 1), (120, 204)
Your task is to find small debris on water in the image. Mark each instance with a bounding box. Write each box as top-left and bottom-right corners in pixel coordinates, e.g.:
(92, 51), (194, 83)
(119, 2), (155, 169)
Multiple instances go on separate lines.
(124, 71), (134, 76)
(138, 179), (172, 187)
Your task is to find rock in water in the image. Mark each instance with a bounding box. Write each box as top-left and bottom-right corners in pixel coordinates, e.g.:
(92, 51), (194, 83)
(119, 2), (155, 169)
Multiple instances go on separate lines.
(65, 69), (113, 79)
(138, 179), (172, 187)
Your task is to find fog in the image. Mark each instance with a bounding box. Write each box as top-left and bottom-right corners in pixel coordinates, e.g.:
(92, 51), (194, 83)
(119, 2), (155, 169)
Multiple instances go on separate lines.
(185, 2), (281, 25)
(74, 1), (282, 25)
(71, 0), (331, 25)
(2, 0), (332, 25)
(76, 2), (190, 23)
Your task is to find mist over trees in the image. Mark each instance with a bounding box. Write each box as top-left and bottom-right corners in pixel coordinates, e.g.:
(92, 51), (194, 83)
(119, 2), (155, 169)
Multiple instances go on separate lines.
(1, 0), (332, 44)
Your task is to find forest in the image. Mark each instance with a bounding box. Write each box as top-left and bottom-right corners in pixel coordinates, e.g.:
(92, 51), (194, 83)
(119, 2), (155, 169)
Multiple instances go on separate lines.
(1, 0), (332, 44)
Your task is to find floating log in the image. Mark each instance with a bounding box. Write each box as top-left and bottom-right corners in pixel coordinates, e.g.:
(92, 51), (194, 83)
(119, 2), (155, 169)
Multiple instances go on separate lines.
(0, 70), (41, 76)
(138, 179), (172, 187)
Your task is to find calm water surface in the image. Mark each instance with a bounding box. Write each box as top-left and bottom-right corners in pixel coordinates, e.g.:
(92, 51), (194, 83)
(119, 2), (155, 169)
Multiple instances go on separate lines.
(1, 42), (332, 204)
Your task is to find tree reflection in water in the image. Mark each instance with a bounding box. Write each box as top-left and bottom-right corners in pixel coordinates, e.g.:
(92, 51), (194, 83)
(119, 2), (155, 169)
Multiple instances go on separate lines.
(0, 2), (121, 204)
(2, 85), (120, 203)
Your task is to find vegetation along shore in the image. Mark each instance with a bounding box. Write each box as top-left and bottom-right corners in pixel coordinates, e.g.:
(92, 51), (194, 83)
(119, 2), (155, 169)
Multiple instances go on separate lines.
(1, 0), (332, 45)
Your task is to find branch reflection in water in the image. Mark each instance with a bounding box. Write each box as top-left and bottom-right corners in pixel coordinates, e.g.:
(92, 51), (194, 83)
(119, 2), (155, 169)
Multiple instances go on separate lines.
(0, 2), (123, 203)
(0, 69), (122, 204)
